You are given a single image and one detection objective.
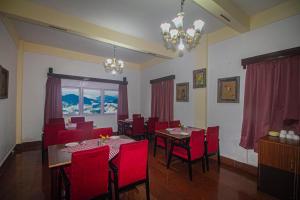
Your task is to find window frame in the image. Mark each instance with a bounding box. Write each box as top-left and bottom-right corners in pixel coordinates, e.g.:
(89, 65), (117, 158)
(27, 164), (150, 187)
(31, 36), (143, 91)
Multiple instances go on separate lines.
(61, 86), (81, 116)
(103, 89), (119, 115)
(62, 86), (118, 116)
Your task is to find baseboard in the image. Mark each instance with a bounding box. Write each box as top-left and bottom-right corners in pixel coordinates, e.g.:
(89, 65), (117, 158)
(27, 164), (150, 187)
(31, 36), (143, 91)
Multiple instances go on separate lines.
(211, 155), (257, 176)
(0, 145), (15, 167)
(14, 141), (42, 153)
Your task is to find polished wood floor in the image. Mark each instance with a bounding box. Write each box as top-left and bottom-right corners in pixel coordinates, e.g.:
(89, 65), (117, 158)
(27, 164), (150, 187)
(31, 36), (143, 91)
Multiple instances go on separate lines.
(0, 143), (277, 200)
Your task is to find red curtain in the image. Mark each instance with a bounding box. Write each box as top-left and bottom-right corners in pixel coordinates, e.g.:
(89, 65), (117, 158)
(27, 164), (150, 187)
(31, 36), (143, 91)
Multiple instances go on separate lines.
(117, 84), (129, 118)
(240, 55), (300, 151)
(44, 77), (63, 125)
(151, 79), (174, 121)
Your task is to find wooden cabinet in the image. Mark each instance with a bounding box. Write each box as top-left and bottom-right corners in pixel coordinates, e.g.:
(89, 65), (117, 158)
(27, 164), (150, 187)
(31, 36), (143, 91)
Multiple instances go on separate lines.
(258, 136), (300, 200)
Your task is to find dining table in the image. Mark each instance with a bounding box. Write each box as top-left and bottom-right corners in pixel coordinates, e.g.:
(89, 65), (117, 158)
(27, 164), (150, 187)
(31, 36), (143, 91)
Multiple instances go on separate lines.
(117, 118), (149, 135)
(65, 123), (97, 130)
(48, 135), (135, 199)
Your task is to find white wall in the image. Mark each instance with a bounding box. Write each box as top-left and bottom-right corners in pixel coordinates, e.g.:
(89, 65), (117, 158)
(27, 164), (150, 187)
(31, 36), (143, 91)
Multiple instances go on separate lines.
(141, 50), (203, 127)
(208, 14), (300, 166)
(22, 52), (141, 142)
(0, 20), (17, 166)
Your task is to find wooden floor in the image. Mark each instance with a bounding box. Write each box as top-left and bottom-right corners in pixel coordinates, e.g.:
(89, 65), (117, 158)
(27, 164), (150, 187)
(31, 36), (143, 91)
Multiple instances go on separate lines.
(0, 143), (277, 200)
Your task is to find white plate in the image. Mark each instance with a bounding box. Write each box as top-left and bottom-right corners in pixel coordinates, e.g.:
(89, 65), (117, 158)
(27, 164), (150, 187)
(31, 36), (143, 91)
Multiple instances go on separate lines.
(180, 132), (189, 136)
(65, 142), (79, 147)
(166, 128), (174, 131)
(110, 136), (120, 139)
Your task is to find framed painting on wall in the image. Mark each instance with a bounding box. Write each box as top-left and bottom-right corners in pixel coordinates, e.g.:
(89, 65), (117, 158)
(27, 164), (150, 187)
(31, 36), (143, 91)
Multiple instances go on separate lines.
(176, 82), (189, 102)
(193, 68), (206, 88)
(217, 76), (240, 103)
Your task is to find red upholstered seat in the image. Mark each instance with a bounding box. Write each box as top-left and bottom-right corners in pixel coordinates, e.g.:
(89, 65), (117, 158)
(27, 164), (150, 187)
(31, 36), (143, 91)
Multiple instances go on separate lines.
(90, 127), (113, 139)
(49, 118), (65, 125)
(205, 126), (220, 170)
(126, 117), (145, 139)
(167, 130), (206, 181)
(43, 123), (65, 150)
(169, 120), (181, 128)
(57, 129), (85, 144)
(61, 146), (110, 200)
(110, 140), (150, 200)
(70, 116), (85, 123)
(146, 117), (159, 137)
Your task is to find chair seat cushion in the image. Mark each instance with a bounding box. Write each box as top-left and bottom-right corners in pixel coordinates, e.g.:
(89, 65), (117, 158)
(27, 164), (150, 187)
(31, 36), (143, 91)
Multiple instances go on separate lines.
(172, 146), (200, 161)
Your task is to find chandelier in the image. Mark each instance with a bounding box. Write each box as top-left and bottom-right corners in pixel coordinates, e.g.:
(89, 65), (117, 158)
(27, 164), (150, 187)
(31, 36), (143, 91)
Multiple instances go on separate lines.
(104, 46), (124, 75)
(160, 0), (205, 56)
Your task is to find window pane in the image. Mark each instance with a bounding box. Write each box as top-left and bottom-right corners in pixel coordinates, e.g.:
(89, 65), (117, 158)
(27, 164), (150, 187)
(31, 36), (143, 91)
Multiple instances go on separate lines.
(83, 89), (101, 114)
(104, 90), (118, 114)
(62, 88), (79, 115)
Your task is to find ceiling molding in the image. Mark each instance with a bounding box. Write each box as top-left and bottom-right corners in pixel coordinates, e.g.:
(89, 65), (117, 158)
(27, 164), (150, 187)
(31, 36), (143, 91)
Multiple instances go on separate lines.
(0, 0), (176, 59)
(1, 16), (20, 47)
(250, 0), (300, 30)
(140, 57), (167, 69)
(193, 0), (250, 33)
(23, 41), (142, 70)
(207, 0), (300, 46)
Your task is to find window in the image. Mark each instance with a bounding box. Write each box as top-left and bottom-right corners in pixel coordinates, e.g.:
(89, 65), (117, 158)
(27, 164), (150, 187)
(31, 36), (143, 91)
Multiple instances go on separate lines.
(62, 87), (80, 115)
(83, 89), (101, 114)
(104, 90), (118, 114)
(61, 80), (118, 116)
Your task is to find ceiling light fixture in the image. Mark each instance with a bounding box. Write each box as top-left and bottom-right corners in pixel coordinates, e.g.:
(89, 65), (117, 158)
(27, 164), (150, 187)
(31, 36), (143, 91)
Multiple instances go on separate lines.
(160, 0), (205, 57)
(104, 46), (124, 75)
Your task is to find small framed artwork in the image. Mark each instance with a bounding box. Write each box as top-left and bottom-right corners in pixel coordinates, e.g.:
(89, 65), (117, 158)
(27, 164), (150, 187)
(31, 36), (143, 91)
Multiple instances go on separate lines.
(217, 76), (240, 103)
(193, 68), (206, 88)
(176, 82), (189, 102)
(0, 65), (9, 99)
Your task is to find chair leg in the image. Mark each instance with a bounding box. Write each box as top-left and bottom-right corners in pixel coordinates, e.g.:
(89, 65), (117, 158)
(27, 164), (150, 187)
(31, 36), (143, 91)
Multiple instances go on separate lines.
(201, 157), (205, 173)
(206, 154), (209, 171)
(217, 146), (221, 167)
(187, 150), (192, 181)
(164, 139), (168, 163)
(145, 172), (150, 200)
(167, 144), (174, 169)
(153, 136), (157, 157)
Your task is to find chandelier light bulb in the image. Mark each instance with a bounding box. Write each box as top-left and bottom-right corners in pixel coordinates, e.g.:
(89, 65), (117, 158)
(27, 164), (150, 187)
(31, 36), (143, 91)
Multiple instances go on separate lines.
(172, 13), (184, 29)
(193, 19), (205, 32)
(111, 69), (116, 75)
(186, 28), (195, 37)
(160, 23), (171, 34)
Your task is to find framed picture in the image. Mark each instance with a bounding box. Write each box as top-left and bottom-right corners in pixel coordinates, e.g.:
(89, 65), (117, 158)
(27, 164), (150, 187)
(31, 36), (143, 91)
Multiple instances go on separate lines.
(0, 65), (9, 99)
(193, 68), (206, 88)
(217, 76), (240, 103)
(176, 82), (189, 102)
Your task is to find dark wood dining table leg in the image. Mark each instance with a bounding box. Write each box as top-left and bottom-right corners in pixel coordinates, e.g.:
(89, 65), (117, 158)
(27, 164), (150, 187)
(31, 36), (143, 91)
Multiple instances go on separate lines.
(51, 167), (59, 200)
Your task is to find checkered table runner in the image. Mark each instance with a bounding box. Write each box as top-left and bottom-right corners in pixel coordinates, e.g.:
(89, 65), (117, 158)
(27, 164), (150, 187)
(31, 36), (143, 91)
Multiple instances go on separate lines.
(61, 138), (135, 160)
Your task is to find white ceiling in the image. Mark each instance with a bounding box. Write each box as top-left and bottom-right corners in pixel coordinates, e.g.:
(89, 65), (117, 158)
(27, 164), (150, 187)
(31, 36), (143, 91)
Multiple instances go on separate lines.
(30, 0), (225, 43)
(232, 0), (286, 16)
(13, 19), (156, 64)
(13, 0), (287, 64)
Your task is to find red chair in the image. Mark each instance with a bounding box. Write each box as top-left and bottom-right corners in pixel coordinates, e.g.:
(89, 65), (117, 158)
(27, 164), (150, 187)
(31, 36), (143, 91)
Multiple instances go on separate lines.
(57, 129), (85, 144)
(89, 127), (113, 139)
(146, 117), (159, 139)
(132, 114), (141, 119)
(117, 114), (128, 135)
(153, 121), (169, 159)
(167, 130), (206, 181)
(61, 146), (111, 200)
(205, 126), (220, 171)
(71, 117), (85, 123)
(126, 117), (146, 139)
(42, 123), (65, 161)
(169, 120), (180, 128)
(49, 118), (65, 125)
(110, 140), (149, 200)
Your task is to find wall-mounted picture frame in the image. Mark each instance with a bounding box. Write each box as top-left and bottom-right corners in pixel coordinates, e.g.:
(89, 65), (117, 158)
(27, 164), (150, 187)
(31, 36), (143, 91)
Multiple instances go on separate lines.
(217, 76), (240, 103)
(176, 82), (189, 102)
(0, 65), (9, 99)
(193, 68), (206, 88)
